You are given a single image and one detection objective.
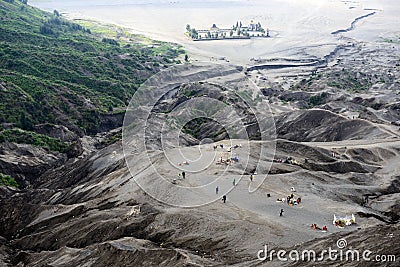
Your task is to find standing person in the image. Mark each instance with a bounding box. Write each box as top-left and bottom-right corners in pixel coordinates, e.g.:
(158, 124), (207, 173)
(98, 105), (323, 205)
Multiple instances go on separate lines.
(222, 195), (226, 203)
(216, 186), (219, 194)
(233, 178), (236, 186)
(182, 171), (185, 179)
(250, 174), (254, 182)
(280, 209), (284, 217)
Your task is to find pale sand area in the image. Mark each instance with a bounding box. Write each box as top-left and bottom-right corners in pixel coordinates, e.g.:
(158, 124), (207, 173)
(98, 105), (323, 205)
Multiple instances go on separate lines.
(29, 0), (399, 64)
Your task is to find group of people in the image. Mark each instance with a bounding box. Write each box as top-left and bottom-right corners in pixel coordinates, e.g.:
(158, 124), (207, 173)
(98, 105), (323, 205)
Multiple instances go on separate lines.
(216, 156), (239, 165)
(213, 144), (225, 151)
(227, 144), (242, 152)
(311, 224), (328, 231)
(172, 171), (186, 184)
(213, 143), (242, 166)
(174, 151), (342, 234)
(276, 187), (302, 217)
(286, 193), (301, 206)
(273, 157), (299, 165)
(213, 143), (242, 151)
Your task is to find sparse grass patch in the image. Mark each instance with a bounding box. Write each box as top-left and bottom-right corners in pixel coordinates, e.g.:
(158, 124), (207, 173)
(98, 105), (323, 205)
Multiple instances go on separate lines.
(0, 128), (70, 153)
(0, 173), (19, 188)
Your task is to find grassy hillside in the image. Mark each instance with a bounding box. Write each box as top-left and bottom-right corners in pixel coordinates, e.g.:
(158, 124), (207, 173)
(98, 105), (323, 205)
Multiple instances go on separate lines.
(0, 0), (184, 138)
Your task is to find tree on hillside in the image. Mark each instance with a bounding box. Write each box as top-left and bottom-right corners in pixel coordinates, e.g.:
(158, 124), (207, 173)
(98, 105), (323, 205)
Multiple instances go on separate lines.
(53, 10), (60, 17)
(191, 28), (198, 39)
(18, 111), (33, 131)
(40, 25), (54, 35)
(186, 24), (191, 33)
(102, 38), (119, 46)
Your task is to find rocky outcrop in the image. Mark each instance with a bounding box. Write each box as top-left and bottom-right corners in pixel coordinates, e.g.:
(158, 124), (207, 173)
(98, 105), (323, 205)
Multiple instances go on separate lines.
(33, 124), (78, 142)
(0, 142), (67, 188)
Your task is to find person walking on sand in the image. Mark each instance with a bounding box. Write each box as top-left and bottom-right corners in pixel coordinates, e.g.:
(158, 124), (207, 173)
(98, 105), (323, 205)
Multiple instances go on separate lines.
(250, 174), (254, 182)
(233, 178), (236, 186)
(216, 186), (219, 194)
(222, 195), (226, 203)
(182, 171), (185, 179)
(280, 209), (284, 217)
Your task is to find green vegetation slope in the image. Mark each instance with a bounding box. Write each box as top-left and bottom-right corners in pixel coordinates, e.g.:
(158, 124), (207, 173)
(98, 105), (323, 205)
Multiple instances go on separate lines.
(0, 0), (183, 139)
